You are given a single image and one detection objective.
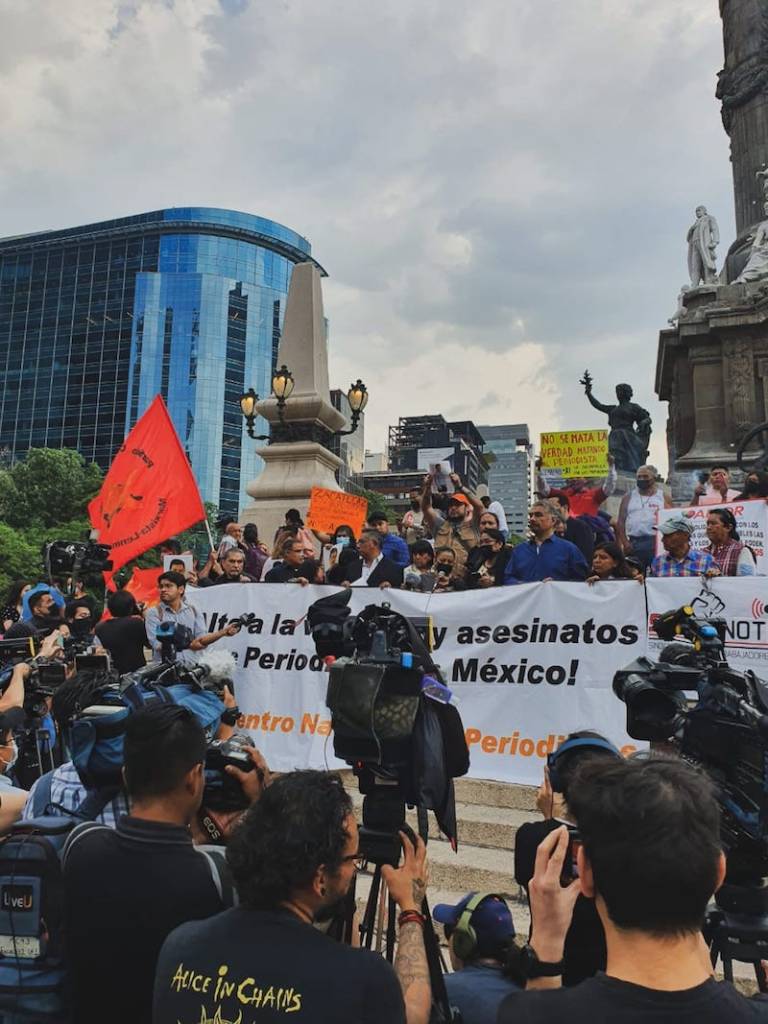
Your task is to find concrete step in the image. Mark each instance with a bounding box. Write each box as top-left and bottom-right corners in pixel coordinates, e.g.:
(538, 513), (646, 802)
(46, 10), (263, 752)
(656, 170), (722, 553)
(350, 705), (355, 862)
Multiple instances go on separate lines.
(337, 769), (538, 813)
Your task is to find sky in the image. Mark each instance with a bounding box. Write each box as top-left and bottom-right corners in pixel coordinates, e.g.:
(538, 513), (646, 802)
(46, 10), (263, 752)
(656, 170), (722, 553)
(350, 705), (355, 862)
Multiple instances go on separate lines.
(0, 0), (735, 473)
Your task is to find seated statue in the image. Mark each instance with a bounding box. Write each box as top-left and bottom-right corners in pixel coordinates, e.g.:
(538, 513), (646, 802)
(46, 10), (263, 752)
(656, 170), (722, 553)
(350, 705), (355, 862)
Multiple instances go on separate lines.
(736, 200), (768, 284)
(580, 371), (651, 475)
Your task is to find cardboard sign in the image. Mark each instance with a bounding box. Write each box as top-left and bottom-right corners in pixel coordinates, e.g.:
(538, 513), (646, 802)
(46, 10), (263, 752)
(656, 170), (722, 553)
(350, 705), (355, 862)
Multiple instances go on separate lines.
(540, 429), (609, 478)
(305, 487), (368, 537)
(654, 500), (768, 573)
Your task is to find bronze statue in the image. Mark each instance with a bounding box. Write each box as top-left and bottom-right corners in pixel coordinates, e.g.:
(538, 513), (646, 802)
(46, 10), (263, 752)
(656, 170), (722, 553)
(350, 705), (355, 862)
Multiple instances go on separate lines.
(579, 370), (652, 474)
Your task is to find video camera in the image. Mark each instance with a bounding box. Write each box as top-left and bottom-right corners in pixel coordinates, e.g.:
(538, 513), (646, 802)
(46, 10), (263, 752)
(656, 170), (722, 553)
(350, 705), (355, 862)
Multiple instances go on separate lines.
(42, 540), (112, 577)
(613, 603), (768, 887)
(307, 591), (469, 865)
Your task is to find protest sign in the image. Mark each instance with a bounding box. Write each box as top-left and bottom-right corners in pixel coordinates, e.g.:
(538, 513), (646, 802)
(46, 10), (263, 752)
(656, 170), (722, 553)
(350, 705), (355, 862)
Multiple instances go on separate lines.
(190, 582), (646, 785)
(540, 429), (609, 478)
(645, 577), (768, 670)
(305, 487), (368, 537)
(654, 500), (768, 573)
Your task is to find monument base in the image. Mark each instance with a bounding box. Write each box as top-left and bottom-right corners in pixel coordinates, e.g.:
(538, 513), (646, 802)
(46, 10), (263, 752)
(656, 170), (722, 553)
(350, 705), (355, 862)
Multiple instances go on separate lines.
(241, 440), (343, 545)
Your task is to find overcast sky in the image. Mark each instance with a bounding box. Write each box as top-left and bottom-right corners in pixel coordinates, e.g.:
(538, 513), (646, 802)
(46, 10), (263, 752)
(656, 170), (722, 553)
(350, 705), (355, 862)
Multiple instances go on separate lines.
(0, 0), (734, 472)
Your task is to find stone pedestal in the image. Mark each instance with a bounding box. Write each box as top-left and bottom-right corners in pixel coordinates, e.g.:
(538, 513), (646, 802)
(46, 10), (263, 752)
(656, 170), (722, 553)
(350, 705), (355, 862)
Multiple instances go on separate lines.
(655, 282), (768, 501)
(241, 262), (348, 541)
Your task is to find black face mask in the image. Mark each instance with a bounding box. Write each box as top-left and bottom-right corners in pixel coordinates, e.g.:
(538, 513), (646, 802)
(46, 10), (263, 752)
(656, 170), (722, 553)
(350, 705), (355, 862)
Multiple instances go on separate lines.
(410, 500), (421, 510)
(70, 617), (93, 638)
(636, 478), (652, 492)
(478, 545), (494, 559)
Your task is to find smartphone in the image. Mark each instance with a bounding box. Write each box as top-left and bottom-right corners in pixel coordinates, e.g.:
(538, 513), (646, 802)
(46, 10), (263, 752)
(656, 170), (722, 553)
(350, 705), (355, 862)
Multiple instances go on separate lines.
(697, 470), (710, 485)
(561, 827), (582, 884)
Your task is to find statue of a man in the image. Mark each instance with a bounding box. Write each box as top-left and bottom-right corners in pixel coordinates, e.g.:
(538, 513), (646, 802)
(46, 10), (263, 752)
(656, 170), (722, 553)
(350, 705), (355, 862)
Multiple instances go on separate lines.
(687, 205), (719, 286)
(736, 199), (768, 284)
(579, 371), (652, 474)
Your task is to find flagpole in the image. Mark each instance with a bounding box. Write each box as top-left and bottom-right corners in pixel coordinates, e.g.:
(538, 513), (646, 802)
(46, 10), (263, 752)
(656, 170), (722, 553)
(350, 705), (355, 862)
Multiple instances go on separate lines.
(204, 518), (216, 553)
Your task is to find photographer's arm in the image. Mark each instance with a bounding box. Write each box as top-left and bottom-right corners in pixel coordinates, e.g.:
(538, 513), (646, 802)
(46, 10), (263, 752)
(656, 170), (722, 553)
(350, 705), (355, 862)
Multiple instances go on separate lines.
(189, 621), (240, 651)
(525, 826), (580, 991)
(382, 832), (431, 1024)
(0, 663), (30, 712)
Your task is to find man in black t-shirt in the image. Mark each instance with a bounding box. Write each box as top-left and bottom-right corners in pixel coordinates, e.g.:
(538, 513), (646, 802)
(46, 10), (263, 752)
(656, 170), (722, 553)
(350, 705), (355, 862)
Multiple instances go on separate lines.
(62, 704), (264, 1024)
(94, 589), (149, 673)
(500, 756), (768, 1022)
(153, 770), (431, 1024)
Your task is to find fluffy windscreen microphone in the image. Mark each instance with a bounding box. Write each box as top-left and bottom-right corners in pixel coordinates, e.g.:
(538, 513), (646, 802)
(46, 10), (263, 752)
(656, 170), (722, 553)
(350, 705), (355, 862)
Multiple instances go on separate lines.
(196, 648), (236, 685)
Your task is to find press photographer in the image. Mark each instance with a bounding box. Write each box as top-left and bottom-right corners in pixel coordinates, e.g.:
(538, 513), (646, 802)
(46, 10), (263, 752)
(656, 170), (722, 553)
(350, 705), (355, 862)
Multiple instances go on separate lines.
(62, 703), (267, 1024)
(144, 571), (241, 663)
(153, 770), (430, 1024)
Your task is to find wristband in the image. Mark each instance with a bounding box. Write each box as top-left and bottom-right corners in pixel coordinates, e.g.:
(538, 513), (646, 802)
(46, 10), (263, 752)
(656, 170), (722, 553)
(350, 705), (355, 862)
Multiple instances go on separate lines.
(398, 911), (425, 928)
(220, 706), (240, 726)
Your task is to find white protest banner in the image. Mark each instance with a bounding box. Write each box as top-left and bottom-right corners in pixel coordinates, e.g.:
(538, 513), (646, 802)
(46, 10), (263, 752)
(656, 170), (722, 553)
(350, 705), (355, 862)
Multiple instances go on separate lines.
(645, 577), (768, 670)
(654, 500), (768, 573)
(190, 582), (646, 785)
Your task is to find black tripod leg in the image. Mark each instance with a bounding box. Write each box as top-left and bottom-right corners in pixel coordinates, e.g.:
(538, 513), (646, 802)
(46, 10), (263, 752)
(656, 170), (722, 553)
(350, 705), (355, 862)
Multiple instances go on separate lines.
(421, 895), (453, 1022)
(360, 865), (382, 950)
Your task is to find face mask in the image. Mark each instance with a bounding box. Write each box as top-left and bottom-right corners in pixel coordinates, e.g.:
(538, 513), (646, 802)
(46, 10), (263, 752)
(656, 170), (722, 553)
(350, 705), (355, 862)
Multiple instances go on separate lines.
(336, 536), (350, 548)
(478, 545), (493, 559)
(410, 501), (420, 511)
(0, 740), (18, 773)
(70, 617), (93, 638)
(636, 478), (652, 492)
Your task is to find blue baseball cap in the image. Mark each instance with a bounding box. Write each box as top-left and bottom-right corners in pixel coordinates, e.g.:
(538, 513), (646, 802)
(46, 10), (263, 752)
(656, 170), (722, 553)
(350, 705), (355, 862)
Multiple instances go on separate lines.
(432, 892), (515, 944)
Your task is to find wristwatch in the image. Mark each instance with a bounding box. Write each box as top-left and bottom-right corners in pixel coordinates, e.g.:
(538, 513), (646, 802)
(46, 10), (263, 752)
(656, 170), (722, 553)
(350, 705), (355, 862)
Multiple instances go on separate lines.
(220, 705), (241, 726)
(518, 943), (564, 979)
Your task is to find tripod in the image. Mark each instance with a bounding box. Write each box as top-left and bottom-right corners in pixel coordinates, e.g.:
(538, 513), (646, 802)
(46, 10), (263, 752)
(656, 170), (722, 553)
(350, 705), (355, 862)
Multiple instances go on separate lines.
(705, 882), (768, 993)
(336, 805), (457, 1021)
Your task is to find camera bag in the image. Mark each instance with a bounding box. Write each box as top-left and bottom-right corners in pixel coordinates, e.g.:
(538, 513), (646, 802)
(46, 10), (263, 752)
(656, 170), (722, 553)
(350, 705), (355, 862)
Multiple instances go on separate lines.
(67, 680), (223, 788)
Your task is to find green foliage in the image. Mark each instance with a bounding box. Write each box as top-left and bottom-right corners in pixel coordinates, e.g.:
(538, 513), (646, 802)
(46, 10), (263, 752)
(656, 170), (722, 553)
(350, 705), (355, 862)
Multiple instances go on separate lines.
(0, 449), (102, 529)
(0, 524), (39, 601)
(358, 487), (397, 525)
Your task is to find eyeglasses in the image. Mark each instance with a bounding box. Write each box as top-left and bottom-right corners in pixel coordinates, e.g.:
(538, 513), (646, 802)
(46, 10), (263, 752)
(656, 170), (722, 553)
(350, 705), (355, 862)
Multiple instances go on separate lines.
(341, 852), (367, 871)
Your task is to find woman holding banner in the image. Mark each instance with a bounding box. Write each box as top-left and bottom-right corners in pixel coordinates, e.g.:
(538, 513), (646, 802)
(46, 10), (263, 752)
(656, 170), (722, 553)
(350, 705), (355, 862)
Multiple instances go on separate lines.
(704, 509), (757, 576)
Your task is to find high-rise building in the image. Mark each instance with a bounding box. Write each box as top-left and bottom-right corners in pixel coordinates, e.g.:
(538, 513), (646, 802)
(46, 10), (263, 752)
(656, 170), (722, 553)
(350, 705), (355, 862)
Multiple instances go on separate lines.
(477, 424), (532, 537)
(0, 207), (323, 514)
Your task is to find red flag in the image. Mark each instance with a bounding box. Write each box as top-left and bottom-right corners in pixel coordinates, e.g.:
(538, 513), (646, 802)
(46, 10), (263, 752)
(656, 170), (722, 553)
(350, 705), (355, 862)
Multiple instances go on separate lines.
(100, 567), (162, 620)
(89, 396), (205, 573)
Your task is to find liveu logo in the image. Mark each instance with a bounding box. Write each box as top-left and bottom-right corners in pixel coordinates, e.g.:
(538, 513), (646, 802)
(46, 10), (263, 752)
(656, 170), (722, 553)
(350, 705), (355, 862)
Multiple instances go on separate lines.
(1, 885), (34, 911)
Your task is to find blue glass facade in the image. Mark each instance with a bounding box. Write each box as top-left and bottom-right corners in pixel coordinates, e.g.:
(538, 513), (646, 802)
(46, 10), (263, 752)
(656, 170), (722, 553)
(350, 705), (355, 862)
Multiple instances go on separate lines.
(0, 208), (321, 514)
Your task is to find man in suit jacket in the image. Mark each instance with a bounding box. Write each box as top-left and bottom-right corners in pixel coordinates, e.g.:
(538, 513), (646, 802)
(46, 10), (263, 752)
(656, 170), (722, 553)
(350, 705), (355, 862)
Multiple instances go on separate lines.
(342, 530), (403, 589)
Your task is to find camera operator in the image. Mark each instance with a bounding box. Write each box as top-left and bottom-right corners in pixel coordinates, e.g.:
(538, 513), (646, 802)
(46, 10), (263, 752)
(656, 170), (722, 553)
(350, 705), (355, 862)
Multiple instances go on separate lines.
(144, 571), (240, 663)
(499, 756), (768, 1021)
(24, 586), (66, 633)
(62, 704), (267, 1024)
(153, 770), (431, 1024)
(514, 731), (621, 986)
(0, 625), (69, 713)
(95, 590), (149, 673)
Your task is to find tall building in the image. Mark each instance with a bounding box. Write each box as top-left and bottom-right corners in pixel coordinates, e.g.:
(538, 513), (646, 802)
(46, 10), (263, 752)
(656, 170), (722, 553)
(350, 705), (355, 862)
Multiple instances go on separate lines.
(477, 424), (532, 537)
(329, 388), (365, 491)
(0, 207), (323, 514)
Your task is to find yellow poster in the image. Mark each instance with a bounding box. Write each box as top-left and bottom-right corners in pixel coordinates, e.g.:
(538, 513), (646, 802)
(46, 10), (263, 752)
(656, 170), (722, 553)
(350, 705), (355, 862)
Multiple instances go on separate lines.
(540, 429), (609, 477)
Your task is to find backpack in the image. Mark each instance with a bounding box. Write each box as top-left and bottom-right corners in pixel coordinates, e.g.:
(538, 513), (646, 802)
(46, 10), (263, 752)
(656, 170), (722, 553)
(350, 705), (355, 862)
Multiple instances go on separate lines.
(0, 787), (116, 1023)
(0, 792), (235, 1024)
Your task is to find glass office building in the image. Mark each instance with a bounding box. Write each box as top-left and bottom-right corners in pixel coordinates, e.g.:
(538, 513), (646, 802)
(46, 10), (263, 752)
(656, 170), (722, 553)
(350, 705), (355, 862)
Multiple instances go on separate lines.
(0, 207), (322, 514)
(478, 424), (532, 537)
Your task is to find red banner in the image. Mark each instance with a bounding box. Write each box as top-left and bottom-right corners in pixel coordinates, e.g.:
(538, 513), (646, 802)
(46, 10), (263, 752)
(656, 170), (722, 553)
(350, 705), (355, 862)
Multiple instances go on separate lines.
(89, 396), (205, 572)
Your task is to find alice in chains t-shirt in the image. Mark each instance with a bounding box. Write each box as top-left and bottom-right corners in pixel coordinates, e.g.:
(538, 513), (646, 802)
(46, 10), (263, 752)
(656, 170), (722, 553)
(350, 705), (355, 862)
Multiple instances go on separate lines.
(153, 906), (406, 1023)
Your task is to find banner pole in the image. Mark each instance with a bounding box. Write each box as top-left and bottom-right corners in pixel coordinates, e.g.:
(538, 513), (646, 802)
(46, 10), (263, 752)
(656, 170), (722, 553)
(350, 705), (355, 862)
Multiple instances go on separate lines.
(204, 518), (216, 553)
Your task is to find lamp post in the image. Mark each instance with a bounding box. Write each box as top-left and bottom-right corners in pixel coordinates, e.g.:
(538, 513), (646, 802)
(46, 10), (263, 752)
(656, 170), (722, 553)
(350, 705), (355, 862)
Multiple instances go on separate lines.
(240, 370), (368, 439)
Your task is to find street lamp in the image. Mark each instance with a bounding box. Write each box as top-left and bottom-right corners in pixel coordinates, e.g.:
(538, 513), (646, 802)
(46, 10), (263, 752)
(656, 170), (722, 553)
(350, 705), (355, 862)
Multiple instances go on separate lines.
(239, 368), (369, 440)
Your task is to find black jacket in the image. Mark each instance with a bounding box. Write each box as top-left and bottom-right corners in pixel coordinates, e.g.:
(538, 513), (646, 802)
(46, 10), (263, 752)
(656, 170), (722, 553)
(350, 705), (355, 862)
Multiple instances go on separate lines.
(342, 555), (403, 589)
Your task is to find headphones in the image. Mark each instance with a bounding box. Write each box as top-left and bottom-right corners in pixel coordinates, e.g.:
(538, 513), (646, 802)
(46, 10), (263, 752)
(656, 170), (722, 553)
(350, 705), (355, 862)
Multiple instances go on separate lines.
(546, 736), (621, 794)
(451, 892), (503, 961)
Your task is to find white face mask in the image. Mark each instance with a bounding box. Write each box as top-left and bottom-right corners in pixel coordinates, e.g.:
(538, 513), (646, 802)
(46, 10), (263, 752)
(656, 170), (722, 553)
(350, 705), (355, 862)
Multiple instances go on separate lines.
(0, 740), (18, 774)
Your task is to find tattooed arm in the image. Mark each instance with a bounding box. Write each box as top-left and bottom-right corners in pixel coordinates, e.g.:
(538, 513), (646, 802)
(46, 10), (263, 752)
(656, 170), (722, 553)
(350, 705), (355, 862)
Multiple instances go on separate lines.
(382, 831), (431, 1024)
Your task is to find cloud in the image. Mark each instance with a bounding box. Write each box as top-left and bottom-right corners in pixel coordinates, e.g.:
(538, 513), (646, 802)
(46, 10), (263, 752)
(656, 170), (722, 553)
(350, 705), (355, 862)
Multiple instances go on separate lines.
(0, 0), (734, 472)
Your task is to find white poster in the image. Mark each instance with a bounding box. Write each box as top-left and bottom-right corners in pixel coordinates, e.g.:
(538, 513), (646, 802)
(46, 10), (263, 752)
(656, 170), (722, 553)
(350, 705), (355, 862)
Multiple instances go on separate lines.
(645, 577), (768, 670)
(190, 582), (646, 785)
(654, 500), (768, 573)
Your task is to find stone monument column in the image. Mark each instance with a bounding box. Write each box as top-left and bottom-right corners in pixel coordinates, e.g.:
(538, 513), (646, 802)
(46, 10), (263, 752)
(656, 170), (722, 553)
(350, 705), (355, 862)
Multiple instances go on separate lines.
(718, 0), (768, 278)
(241, 262), (346, 542)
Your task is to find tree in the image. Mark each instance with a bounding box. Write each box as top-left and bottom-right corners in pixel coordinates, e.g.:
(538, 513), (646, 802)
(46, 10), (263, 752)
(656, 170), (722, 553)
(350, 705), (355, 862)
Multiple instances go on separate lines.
(357, 487), (397, 525)
(0, 449), (102, 529)
(0, 524), (39, 601)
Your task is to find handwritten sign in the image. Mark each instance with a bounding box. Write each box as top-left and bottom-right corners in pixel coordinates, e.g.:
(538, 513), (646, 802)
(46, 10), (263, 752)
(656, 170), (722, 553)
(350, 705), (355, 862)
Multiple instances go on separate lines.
(305, 487), (368, 537)
(540, 429), (609, 478)
(654, 500), (768, 573)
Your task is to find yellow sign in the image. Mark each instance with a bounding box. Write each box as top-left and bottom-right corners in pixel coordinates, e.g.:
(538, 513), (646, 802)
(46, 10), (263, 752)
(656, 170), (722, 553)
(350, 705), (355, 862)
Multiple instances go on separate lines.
(540, 429), (609, 478)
